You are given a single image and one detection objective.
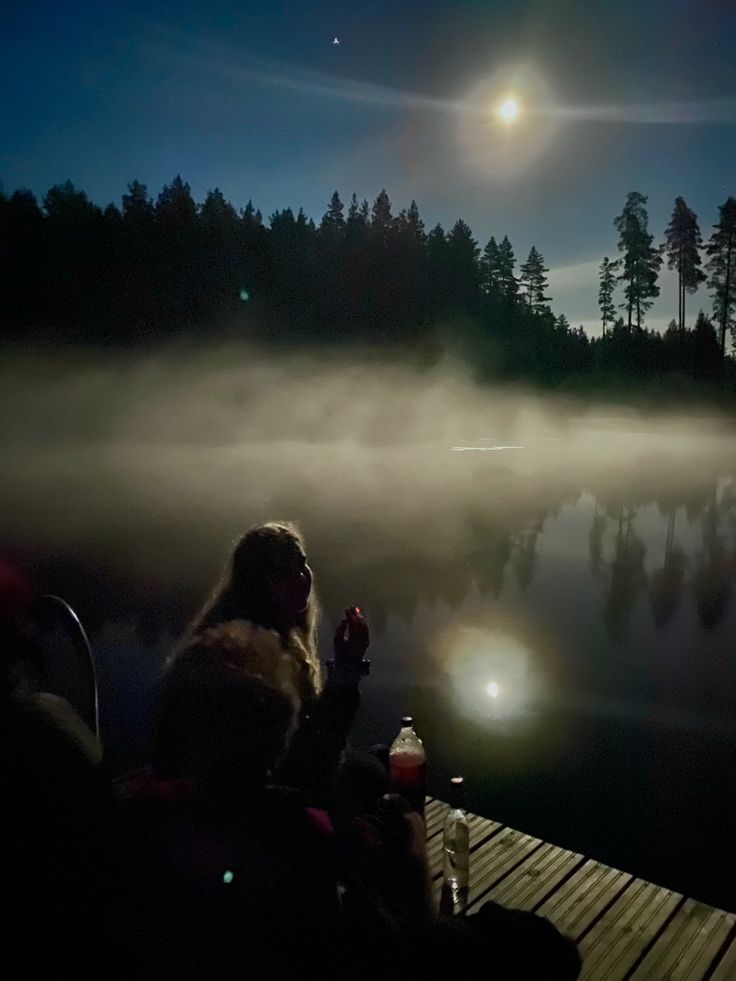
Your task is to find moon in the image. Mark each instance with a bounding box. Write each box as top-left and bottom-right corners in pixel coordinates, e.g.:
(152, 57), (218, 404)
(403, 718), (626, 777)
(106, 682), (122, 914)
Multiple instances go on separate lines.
(497, 96), (520, 123)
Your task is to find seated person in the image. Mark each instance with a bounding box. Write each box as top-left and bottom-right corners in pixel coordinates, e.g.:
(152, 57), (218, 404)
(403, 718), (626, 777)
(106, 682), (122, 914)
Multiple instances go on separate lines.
(0, 562), (107, 968)
(118, 624), (414, 978)
(158, 522), (370, 805)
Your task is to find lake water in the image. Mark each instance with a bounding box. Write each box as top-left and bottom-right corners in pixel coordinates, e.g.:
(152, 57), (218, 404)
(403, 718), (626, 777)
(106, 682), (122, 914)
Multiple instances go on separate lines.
(2, 353), (735, 910)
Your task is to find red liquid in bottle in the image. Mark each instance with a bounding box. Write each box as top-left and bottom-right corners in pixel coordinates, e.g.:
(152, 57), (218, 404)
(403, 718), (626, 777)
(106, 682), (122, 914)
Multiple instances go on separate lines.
(389, 752), (427, 815)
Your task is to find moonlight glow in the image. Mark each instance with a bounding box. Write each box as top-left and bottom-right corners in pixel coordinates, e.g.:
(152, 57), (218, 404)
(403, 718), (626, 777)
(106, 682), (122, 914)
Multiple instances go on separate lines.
(436, 626), (542, 725)
(497, 96), (520, 123)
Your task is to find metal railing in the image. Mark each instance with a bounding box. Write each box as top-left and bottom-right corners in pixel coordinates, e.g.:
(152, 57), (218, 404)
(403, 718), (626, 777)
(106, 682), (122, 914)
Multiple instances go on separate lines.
(35, 594), (100, 740)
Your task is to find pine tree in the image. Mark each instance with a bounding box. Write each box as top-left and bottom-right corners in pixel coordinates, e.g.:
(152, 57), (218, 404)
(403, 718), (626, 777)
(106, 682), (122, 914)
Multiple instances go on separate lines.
(320, 190), (345, 240)
(121, 180), (154, 223)
(371, 189), (393, 243)
(200, 188), (238, 227)
(427, 223), (450, 310)
(345, 193), (369, 250)
(692, 309), (721, 379)
(705, 196), (736, 360)
(664, 197), (705, 332)
(614, 191), (662, 330)
(403, 200), (426, 245)
(242, 200), (263, 227)
(480, 236), (500, 296)
(496, 235), (518, 301)
(446, 219), (480, 311)
(598, 257), (617, 335)
(519, 246), (550, 313)
(155, 175), (197, 228)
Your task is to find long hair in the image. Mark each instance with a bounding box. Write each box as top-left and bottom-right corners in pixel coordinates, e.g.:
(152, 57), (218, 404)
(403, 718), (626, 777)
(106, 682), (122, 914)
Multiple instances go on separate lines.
(179, 522), (321, 700)
(155, 620), (302, 783)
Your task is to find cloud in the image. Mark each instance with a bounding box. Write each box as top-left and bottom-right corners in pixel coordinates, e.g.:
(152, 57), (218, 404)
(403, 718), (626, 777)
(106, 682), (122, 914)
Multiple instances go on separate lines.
(158, 40), (736, 128)
(544, 99), (736, 125)
(548, 258), (601, 291)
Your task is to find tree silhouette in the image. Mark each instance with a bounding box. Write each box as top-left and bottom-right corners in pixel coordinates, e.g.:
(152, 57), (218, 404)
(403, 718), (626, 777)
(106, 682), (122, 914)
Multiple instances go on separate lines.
(445, 219), (480, 313)
(664, 197), (705, 333)
(496, 236), (518, 302)
(692, 310), (721, 380)
(199, 188), (242, 321)
(649, 509), (686, 628)
(319, 190), (346, 242)
(614, 191), (662, 330)
(370, 189), (393, 243)
(603, 507), (647, 641)
(393, 200), (428, 333)
(519, 246), (551, 314)
(598, 257), (618, 335)
(589, 501), (607, 575)
(480, 236), (501, 298)
(512, 517), (543, 590)
(122, 180), (154, 223)
(427, 223), (451, 313)
(155, 175), (199, 325)
(692, 489), (733, 629)
(0, 189), (44, 336)
(42, 180), (105, 339)
(705, 196), (736, 361)
(3, 173), (736, 398)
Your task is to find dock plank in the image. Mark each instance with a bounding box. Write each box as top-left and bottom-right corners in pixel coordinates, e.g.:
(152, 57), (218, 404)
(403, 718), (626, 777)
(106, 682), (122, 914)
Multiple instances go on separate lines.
(426, 801), (734, 980)
(709, 930), (736, 981)
(537, 859), (632, 942)
(426, 813), (501, 880)
(424, 799), (446, 840)
(629, 901), (736, 981)
(470, 841), (586, 915)
(578, 878), (681, 980)
(454, 825), (544, 909)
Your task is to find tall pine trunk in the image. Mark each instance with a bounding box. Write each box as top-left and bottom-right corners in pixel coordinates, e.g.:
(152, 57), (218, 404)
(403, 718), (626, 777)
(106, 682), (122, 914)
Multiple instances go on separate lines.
(721, 234), (733, 361)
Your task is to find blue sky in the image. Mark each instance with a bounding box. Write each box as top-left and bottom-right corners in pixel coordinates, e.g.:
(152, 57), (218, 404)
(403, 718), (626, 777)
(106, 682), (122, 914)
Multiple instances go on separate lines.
(2, 0), (735, 332)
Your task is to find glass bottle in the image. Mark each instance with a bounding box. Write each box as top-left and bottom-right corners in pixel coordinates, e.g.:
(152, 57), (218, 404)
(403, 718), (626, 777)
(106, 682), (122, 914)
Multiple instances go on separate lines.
(442, 776), (469, 911)
(388, 715), (427, 815)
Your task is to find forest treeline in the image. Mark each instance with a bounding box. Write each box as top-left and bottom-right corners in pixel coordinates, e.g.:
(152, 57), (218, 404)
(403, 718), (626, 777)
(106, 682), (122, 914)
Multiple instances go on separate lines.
(1, 178), (734, 392)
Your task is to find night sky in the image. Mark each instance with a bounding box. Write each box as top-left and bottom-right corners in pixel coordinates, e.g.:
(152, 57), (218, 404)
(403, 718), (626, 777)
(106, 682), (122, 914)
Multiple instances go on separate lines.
(3, 0), (735, 332)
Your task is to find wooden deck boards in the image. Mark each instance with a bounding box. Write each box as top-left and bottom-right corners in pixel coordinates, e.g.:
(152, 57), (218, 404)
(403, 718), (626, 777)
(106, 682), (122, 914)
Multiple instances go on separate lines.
(425, 798), (736, 980)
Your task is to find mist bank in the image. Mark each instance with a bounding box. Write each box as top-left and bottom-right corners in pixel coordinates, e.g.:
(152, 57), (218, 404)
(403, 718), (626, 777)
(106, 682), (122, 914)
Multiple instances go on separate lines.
(2, 338), (735, 454)
(2, 341), (734, 594)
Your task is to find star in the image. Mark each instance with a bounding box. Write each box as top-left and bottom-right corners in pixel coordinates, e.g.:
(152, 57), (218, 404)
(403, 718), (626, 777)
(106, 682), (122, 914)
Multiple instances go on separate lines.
(333, 36), (340, 45)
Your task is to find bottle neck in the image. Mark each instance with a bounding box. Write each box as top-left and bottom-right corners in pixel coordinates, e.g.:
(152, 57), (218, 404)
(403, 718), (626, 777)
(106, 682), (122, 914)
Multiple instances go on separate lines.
(448, 780), (465, 811)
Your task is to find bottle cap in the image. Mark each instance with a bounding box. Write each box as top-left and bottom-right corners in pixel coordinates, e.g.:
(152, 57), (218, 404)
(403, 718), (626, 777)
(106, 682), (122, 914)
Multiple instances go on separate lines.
(401, 715), (413, 727)
(449, 775), (465, 807)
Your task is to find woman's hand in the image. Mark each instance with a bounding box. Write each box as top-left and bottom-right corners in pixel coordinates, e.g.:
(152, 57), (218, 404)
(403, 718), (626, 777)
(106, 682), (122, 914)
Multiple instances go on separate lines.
(333, 606), (370, 669)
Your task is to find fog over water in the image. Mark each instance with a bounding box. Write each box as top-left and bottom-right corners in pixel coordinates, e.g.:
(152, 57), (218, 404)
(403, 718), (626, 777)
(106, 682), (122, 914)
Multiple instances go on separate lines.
(3, 343), (736, 908)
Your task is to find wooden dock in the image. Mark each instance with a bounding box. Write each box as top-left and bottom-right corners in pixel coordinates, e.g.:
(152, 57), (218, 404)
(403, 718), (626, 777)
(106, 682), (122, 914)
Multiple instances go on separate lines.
(425, 798), (736, 980)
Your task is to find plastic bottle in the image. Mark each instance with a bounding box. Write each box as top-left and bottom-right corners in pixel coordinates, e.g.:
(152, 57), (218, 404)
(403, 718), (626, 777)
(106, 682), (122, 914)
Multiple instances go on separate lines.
(442, 776), (469, 910)
(388, 715), (427, 815)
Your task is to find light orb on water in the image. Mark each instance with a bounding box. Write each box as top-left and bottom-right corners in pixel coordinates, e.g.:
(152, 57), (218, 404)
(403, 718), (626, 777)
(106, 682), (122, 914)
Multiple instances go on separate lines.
(497, 96), (520, 124)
